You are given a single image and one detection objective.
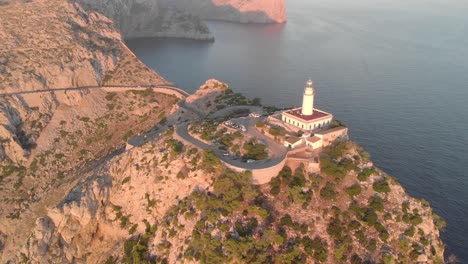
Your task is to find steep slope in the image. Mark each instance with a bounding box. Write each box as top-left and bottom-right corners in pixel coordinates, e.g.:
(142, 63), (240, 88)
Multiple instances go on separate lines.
(9, 81), (445, 263)
(0, 0), (181, 259)
(14, 131), (445, 263)
(76, 0), (214, 40)
(160, 0), (287, 23)
(0, 0), (169, 162)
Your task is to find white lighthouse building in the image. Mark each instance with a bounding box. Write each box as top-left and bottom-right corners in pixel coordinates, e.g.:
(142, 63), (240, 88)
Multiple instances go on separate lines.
(302, 79), (315, 115)
(281, 79), (333, 131)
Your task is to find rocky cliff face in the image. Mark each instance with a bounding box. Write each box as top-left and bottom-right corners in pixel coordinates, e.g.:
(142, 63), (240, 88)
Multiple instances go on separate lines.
(14, 131), (212, 263)
(6, 81), (445, 264)
(13, 128), (445, 263)
(0, 1), (179, 258)
(76, 0), (214, 40)
(0, 1), (445, 263)
(0, 0), (169, 162)
(160, 0), (287, 23)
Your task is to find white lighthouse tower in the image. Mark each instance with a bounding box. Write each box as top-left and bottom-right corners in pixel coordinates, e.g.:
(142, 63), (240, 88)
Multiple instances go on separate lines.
(301, 79), (315, 116)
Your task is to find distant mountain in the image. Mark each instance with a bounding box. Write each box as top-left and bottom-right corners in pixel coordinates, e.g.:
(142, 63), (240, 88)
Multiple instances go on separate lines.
(160, 0), (287, 23)
(76, 0), (214, 40)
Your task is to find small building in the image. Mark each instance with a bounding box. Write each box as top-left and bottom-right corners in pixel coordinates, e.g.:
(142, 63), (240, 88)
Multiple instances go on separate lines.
(284, 136), (303, 149)
(281, 80), (333, 131)
(306, 136), (322, 149)
(315, 126), (348, 147)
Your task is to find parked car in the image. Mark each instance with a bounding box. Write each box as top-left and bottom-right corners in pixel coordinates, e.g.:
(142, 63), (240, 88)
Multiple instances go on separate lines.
(246, 159), (256, 163)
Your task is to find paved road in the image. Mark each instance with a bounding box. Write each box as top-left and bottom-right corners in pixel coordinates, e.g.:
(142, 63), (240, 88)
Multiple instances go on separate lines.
(0, 84), (190, 97)
(207, 105), (264, 119)
(175, 119), (287, 171)
(0, 45), (74, 53)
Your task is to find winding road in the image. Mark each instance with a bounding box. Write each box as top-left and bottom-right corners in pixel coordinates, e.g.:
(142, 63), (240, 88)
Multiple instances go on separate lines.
(175, 112), (288, 171)
(0, 84), (190, 98)
(1, 82), (287, 172)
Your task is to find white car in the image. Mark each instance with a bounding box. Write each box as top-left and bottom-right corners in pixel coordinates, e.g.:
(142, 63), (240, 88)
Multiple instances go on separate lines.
(250, 112), (260, 118)
(246, 159), (256, 163)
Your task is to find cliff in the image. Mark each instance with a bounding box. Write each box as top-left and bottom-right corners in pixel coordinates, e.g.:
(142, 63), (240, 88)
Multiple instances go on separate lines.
(160, 0), (287, 23)
(0, 1), (445, 263)
(6, 80), (445, 263)
(76, 0), (214, 40)
(0, 0), (170, 162)
(13, 125), (446, 263)
(0, 0), (180, 258)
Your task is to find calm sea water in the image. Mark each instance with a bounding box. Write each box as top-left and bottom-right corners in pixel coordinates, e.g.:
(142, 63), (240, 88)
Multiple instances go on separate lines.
(126, 0), (468, 260)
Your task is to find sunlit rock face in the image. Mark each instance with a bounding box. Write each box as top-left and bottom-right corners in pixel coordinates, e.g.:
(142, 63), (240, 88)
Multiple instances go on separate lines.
(76, 0), (161, 38)
(160, 0), (287, 23)
(76, 0), (214, 40)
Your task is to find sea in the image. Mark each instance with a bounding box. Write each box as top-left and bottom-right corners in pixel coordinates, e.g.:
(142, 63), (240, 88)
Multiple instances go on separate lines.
(126, 0), (468, 260)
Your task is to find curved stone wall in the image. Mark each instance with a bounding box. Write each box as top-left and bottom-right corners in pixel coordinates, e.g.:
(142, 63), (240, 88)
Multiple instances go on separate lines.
(220, 155), (287, 185)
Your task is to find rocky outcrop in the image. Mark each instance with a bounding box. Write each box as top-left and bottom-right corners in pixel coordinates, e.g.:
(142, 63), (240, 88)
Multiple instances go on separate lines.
(14, 136), (446, 263)
(185, 79), (229, 115)
(15, 132), (212, 263)
(160, 0), (287, 23)
(0, 0), (169, 162)
(76, 0), (214, 40)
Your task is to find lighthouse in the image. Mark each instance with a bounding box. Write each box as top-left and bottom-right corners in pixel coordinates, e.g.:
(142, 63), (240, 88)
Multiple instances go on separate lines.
(281, 79), (333, 131)
(301, 79), (315, 116)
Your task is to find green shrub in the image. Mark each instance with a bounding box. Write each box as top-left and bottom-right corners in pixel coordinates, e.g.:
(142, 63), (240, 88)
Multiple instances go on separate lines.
(329, 120), (346, 128)
(399, 238), (410, 252)
(323, 141), (353, 159)
(410, 214), (423, 226)
(123, 130), (134, 141)
(268, 127), (286, 136)
(368, 239), (377, 252)
(200, 150), (222, 173)
(346, 184), (362, 197)
(320, 182), (338, 201)
(243, 140), (268, 160)
(327, 217), (345, 240)
(280, 214), (293, 227)
(302, 236), (328, 263)
(368, 196), (384, 212)
(357, 167), (375, 181)
(432, 213), (447, 230)
(269, 177), (281, 196)
(128, 224), (138, 234)
(320, 156), (351, 181)
(362, 208), (378, 226)
(122, 176), (131, 185)
(105, 92), (117, 101)
(402, 201), (410, 213)
(166, 139), (184, 156)
(373, 180), (391, 193)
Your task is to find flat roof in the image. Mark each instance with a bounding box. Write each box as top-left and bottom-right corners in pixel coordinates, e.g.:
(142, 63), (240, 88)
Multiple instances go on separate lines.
(284, 108), (332, 122)
(315, 126), (348, 135)
(306, 136), (321, 143)
(285, 137), (302, 144)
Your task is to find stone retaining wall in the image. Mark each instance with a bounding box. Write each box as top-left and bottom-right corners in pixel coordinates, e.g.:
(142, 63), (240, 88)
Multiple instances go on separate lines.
(221, 156), (287, 185)
(101, 87), (186, 99)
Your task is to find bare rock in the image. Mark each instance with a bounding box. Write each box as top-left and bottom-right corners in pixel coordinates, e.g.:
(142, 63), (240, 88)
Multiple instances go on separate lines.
(160, 0), (287, 23)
